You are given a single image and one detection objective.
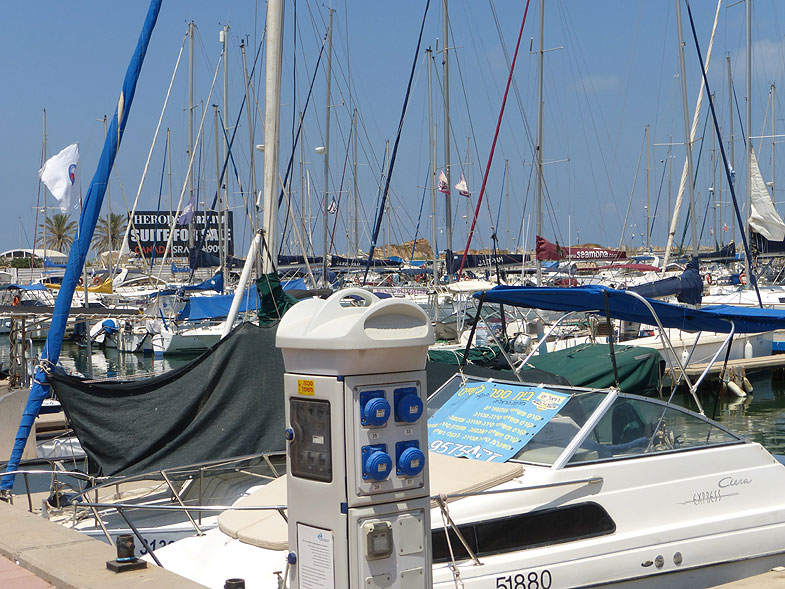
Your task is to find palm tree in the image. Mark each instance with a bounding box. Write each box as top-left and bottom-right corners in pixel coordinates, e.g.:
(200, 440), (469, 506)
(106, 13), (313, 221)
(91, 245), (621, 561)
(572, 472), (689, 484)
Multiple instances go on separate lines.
(93, 213), (127, 253)
(39, 213), (77, 253)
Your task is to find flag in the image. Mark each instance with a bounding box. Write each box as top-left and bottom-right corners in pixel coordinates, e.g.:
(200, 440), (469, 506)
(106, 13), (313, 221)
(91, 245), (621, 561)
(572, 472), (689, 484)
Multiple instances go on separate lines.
(177, 194), (196, 225)
(39, 143), (80, 212)
(455, 172), (471, 197)
(438, 170), (450, 194)
(727, 163), (736, 185)
(327, 198), (338, 214)
(724, 223), (728, 232)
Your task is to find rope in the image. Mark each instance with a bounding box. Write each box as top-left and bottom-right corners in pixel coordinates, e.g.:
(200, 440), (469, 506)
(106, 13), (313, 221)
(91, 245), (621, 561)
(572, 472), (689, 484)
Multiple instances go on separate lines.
(457, 0), (531, 278)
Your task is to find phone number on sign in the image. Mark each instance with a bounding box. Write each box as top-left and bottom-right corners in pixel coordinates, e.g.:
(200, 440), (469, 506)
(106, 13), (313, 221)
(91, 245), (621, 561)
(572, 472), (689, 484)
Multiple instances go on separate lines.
(496, 570), (552, 589)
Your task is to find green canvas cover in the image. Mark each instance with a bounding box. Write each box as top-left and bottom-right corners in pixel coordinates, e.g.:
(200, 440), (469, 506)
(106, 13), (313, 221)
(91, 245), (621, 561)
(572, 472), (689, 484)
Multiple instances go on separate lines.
(521, 343), (663, 395)
(257, 271), (300, 324)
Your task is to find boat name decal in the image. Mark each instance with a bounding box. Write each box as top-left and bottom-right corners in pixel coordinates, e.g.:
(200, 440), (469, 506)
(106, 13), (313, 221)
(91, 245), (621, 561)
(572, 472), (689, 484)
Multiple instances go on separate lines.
(718, 476), (751, 489)
(496, 569), (552, 589)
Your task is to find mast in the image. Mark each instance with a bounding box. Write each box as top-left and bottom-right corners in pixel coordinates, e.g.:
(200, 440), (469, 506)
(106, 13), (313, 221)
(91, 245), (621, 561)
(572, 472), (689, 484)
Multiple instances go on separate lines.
(187, 21), (195, 255)
(645, 123), (650, 249)
(745, 0), (752, 283)
(428, 48), (439, 316)
(506, 159), (510, 250)
(773, 83), (776, 196)
(260, 0), (284, 273)
(728, 55), (736, 244)
(222, 25), (230, 269)
(42, 109), (47, 261)
(321, 8), (333, 285)
(353, 107), (359, 256)
(712, 104), (717, 247)
(214, 104), (225, 284)
(241, 39), (259, 231)
(675, 0), (698, 255)
(384, 140), (390, 258)
(442, 0), (453, 257)
(536, 0), (544, 285)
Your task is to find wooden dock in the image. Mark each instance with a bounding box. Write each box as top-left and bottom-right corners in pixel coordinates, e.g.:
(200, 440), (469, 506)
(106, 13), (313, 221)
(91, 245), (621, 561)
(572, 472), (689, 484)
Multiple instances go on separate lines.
(665, 353), (785, 379)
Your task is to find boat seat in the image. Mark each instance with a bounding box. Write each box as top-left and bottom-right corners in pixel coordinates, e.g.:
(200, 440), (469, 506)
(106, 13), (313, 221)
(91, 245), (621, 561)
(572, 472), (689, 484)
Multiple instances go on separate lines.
(218, 452), (523, 550)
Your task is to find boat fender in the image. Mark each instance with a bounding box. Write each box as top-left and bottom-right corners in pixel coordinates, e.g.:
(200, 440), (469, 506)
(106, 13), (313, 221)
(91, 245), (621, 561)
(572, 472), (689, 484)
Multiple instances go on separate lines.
(705, 273), (712, 285)
(742, 376), (753, 394)
(744, 340), (754, 359)
(739, 271), (747, 285)
(11, 295), (20, 306)
(726, 380), (747, 398)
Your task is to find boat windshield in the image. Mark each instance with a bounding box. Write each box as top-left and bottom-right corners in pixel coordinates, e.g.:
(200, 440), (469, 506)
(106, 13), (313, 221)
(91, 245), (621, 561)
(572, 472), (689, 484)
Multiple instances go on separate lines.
(428, 375), (744, 468)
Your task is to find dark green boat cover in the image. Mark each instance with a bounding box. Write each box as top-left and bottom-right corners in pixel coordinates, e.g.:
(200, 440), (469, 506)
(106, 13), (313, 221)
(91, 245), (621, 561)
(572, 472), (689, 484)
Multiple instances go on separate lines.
(521, 343), (663, 395)
(257, 271), (300, 324)
(50, 322), (286, 477)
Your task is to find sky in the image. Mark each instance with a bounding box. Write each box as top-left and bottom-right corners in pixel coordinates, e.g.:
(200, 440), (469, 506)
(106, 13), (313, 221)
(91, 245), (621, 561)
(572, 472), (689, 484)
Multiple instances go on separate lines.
(3, 0), (785, 259)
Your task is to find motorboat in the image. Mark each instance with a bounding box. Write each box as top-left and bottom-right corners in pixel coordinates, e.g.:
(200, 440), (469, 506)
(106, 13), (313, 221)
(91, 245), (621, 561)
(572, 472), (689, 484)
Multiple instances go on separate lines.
(146, 285), (785, 588)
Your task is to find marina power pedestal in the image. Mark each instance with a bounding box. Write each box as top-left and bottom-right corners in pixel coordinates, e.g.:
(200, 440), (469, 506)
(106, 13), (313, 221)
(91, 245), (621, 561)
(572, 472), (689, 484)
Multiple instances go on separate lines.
(276, 288), (434, 589)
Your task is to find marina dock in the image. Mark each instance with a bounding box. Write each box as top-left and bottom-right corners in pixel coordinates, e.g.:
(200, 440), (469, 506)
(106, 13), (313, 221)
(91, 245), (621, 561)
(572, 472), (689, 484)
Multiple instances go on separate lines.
(0, 501), (204, 588)
(666, 353), (785, 379)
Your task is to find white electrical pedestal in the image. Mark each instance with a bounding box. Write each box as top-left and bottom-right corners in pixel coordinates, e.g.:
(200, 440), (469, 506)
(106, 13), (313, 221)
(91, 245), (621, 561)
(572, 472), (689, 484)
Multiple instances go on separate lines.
(277, 289), (434, 589)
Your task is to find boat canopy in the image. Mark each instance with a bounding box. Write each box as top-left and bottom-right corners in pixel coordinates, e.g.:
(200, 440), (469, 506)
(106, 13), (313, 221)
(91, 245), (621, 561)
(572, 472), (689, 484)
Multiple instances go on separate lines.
(476, 284), (785, 334)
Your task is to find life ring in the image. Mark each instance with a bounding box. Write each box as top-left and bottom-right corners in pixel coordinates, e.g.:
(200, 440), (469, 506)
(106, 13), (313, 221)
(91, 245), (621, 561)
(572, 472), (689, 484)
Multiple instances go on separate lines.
(12, 295), (20, 306)
(705, 273), (712, 285)
(739, 272), (746, 286)
(92, 275), (102, 286)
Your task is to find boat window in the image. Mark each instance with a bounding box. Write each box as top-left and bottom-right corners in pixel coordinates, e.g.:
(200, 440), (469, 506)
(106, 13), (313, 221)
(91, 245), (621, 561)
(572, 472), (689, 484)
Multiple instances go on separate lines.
(432, 502), (615, 563)
(566, 396), (742, 465)
(509, 392), (607, 466)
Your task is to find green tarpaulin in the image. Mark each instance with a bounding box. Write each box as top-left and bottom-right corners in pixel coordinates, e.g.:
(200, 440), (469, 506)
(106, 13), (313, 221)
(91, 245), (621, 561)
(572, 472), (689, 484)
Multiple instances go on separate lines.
(521, 343), (663, 395)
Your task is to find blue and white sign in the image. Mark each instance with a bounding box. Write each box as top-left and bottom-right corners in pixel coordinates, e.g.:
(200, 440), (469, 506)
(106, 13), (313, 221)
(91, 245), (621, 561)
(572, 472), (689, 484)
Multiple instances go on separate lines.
(428, 381), (571, 462)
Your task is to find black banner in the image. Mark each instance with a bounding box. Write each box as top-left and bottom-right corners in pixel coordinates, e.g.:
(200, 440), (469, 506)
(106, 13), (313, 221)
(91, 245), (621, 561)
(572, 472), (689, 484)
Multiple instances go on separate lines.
(127, 211), (234, 258)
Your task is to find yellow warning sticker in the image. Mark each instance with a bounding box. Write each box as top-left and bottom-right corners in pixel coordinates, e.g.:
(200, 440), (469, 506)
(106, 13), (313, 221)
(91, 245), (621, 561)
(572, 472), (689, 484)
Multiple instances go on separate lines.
(298, 379), (315, 396)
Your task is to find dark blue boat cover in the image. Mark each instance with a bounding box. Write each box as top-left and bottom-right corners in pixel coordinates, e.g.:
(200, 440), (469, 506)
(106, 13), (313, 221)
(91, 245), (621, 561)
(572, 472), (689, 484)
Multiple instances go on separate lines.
(478, 284), (785, 333)
(627, 257), (703, 305)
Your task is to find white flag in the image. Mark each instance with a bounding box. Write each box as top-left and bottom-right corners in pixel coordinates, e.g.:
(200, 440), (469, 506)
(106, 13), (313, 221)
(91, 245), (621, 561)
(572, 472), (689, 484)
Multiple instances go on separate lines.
(438, 170), (450, 194)
(455, 172), (471, 197)
(39, 143), (80, 212)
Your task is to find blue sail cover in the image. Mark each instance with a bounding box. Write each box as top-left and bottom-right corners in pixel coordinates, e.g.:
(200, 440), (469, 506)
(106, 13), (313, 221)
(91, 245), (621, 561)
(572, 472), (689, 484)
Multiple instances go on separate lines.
(478, 284), (785, 334)
(177, 287), (260, 321)
(627, 257), (703, 305)
(2, 0), (162, 491)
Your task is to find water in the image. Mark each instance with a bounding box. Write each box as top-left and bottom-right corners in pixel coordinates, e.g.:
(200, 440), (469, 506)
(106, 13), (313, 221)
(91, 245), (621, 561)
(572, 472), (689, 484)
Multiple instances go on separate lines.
(5, 341), (785, 455)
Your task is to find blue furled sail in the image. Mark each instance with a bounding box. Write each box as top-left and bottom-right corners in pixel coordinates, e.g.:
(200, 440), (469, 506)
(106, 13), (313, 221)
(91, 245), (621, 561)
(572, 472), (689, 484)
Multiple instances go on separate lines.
(1, 0), (163, 491)
(627, 257), (703, 306)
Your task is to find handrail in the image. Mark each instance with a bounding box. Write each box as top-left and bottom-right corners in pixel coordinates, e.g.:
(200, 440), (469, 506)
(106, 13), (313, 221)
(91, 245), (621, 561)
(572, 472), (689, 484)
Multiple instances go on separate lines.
(432, 475), (603, 501)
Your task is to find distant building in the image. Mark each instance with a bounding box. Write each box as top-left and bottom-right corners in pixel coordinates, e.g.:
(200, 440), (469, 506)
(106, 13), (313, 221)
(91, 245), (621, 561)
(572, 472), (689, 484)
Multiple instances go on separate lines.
(0, 249), (69, 264)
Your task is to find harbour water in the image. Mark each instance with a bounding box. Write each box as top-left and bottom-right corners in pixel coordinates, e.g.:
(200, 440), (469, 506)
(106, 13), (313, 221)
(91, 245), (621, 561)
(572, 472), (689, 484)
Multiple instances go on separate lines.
(3, 341), (785, 455)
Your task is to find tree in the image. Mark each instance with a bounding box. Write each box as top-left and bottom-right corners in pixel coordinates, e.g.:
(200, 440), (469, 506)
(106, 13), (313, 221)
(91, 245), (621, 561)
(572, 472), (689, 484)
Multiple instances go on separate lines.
(39, 213), (77, 253)
(93, 213), (127, 253)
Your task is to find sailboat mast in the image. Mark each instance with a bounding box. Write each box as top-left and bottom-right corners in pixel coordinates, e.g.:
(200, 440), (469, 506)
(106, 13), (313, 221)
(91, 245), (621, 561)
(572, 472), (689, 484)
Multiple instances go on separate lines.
(712, 108), (717, 247)
(241, 39), (259, 230)
(745, 0), (752, 284)
(261, 0), (284, 273)
(43, 109), (47, 261)
(506, 159), (510, 250)
(321, 8), (333, 285)
(353, 107), (359, 255)
(214, 105), (225, 284)
(428, 48), (439, 316)
(442, 0), (453, 258)
(675, 0), (698, 255)
(645, 123), (650, 249)
(222, 24), (230, 271)
(536, 0), (544, 285)
(187, 22), (195, 255)
(728, 55), (736, 244)
(773, 83), (776, 195)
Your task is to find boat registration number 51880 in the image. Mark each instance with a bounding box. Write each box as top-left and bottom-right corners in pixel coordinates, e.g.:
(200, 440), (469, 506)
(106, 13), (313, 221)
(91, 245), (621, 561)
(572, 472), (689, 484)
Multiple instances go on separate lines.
(496, 570), (552, 589)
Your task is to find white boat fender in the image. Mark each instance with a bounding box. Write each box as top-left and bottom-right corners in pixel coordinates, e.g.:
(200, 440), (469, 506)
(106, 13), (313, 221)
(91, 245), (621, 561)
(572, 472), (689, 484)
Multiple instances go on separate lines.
(742, 376), (753, 394)
(726, 380), (747, 398)
(744, 340), (754, 359)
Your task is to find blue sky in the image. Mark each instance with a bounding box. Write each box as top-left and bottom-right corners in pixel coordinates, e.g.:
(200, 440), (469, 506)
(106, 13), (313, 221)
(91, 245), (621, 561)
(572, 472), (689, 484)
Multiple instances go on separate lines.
(2, 1), (785, 258)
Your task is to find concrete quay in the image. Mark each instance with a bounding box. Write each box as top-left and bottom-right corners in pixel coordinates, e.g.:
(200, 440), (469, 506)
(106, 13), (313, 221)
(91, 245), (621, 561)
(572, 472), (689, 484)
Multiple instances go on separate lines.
(0, 501), (205, 588)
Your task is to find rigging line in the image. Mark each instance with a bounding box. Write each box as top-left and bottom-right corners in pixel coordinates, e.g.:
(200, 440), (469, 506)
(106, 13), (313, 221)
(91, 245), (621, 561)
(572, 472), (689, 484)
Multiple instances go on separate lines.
(32, 131), (44, 261)
(410, 170), (430, 264)
(494, 163), (507, 234)
(362, 0), (431, 285)
(649, 154), (669, 240)
(328, 127), (352, 254)
(150, 129), (169, 271)
(448, 12), (497, 247)
(617, 127), (647, 250)
(684, 0), (762, 307)
(457, 0), (531, 278)
(678, 108), (711, 253)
